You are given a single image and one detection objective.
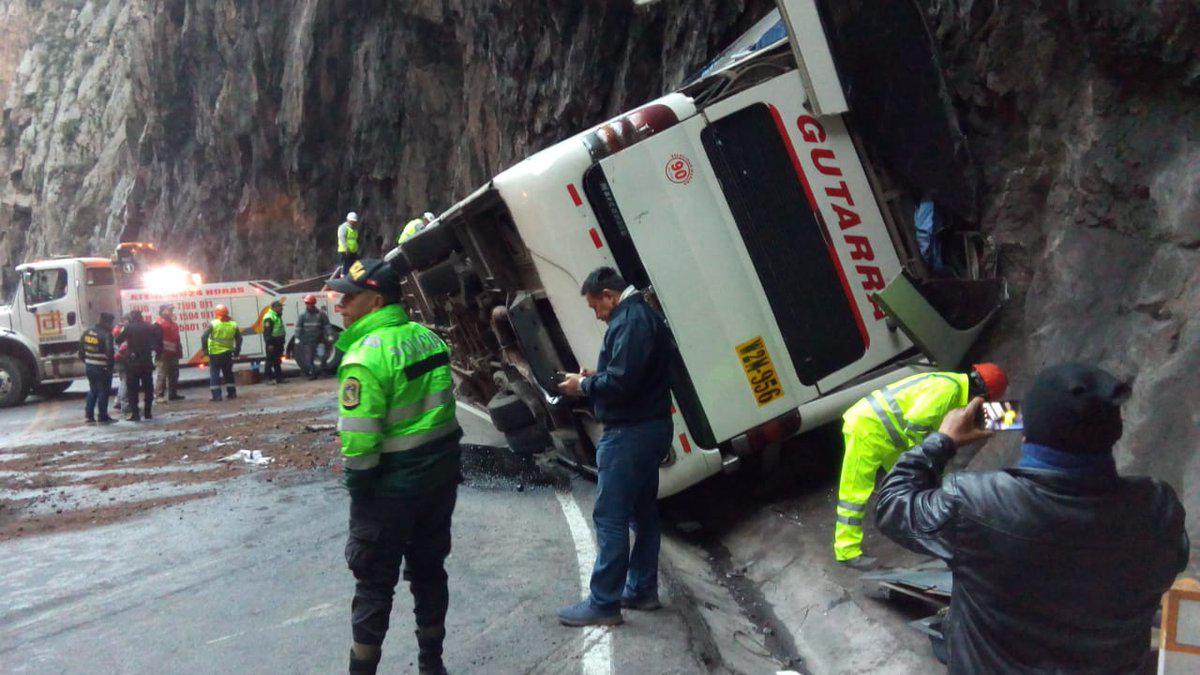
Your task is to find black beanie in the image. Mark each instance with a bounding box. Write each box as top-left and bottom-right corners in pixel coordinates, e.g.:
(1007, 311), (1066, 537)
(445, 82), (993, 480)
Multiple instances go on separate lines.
(1023, 363), (1131, 455)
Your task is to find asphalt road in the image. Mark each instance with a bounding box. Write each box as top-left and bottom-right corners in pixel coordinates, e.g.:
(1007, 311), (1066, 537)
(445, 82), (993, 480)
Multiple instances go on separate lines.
(0, 375), (711, 674)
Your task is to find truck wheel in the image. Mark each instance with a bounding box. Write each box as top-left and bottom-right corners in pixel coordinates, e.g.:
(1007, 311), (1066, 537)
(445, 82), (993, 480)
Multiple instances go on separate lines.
(34, 382), (72, 399)
(401, 223), (460, 269)
(505, 424), (551, 455)
(0, 354), (31, 408)
(487, 391), (535, 432)
(417, 259), (460, 298)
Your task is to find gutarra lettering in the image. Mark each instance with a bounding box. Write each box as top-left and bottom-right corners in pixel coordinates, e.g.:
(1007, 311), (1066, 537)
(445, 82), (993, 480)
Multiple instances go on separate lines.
(796, 114), (886, 320)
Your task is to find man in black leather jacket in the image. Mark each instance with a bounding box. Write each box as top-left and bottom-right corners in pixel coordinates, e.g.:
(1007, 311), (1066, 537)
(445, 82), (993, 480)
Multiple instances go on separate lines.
(877, 363), (1188, 673)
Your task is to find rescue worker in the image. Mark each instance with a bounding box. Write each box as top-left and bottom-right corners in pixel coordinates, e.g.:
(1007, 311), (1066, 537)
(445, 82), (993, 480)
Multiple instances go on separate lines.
(115, 309), (162, 421)
(261, 299), (287, 384)
(290, 294), (331, 379)
(112, 318), (128, 411)
(557, 267), (675, 627)
(397, 212), (435, 244)
(201, 304), (242, 401)
(834, 363), (1007, 569)
(876, 364), (1187, 672)
(79, 312), (116, 424)
(154, 304), (185, 401)
(327, 258), (461, 675)
(337, 211), (361, 275)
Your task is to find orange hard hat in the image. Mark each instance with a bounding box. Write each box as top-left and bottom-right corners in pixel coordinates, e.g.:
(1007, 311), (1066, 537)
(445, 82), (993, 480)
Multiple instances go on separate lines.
(214, 304), (230, 318)
(303, 294), (317, 305)
(972, 363), (1008, 400)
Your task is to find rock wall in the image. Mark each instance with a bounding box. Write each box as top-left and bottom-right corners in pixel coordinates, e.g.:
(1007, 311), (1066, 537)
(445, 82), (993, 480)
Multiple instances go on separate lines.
(0, 0), (771, 291)
(926, 0), (1200, 565)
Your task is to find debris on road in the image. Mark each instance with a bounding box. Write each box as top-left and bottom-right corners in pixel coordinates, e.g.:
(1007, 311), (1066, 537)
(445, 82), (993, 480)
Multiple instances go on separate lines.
(219, 450), (273, 466)
(0, 379), (338, 539)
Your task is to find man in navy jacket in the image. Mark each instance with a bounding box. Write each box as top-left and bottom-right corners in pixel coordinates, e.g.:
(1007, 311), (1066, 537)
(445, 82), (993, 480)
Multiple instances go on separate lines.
(556, 267), (674, 626)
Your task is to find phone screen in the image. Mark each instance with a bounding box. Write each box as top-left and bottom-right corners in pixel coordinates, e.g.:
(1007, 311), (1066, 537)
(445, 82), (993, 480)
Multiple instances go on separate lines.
(981, 400), (1023, 432)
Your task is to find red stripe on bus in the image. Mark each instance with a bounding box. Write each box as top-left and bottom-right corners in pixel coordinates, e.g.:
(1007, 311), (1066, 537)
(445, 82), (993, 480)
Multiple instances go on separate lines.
(567, 184), (583, 206)
(679, 434), (692, 453)
(589, 228), (604, 249)
(767, 104), (870, 348)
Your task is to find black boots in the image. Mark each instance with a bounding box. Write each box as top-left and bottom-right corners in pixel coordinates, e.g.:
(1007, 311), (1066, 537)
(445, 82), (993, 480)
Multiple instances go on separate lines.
(416, 625), (447, 675)
(348, 644), (381, 675)
(347, 627), (446, 674)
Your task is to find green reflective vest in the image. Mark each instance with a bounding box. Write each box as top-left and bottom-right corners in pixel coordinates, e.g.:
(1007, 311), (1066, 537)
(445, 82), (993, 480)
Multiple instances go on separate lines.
(263, 308), (285, 338)
(398, 218), (425, 244)
(336, 304), (460, 497)
(338, 222), (359, 253)
(844, 371), (969, 452)
(207, 318), (239, 355)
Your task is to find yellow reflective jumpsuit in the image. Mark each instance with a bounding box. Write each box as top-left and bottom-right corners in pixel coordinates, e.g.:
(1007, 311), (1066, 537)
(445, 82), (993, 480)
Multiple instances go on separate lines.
(834, 371), (969, 561)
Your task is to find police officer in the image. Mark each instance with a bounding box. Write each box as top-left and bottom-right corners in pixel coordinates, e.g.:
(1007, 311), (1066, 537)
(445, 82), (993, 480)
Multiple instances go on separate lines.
(290, 294), (331, 379)
(116, 309), (161, 421)
(79, 312), (116, 424)
(328, 258), (461, 675)
(200, 305), (242, 401)
(337, 211), (361, 275)
(834, 363), (1007, 569)
(262, 299), (287, 385)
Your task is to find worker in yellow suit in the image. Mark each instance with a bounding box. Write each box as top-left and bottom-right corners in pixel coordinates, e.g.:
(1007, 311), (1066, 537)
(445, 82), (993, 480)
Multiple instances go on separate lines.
(835, 363), (1007, 570)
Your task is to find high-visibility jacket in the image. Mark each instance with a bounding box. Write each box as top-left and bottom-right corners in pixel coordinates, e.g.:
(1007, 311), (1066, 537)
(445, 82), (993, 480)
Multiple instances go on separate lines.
(263, 308), (285, 339)
(834, 371), (969, 561)
(844, 371), (970, 452)
(337, 221), (359, 254)
(295, 308), (330, 343)
(207, 318), (239, 355)
(397, 218), (425, 244)
(79, 326), (114, 367)
(336, 304), (460, 497)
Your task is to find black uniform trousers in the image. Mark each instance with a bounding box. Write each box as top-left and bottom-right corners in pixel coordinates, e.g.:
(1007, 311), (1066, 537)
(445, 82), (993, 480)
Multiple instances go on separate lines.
(265, 337), (285, 382)
(125, 362), (154, 417)
(345, 480), (458, 646)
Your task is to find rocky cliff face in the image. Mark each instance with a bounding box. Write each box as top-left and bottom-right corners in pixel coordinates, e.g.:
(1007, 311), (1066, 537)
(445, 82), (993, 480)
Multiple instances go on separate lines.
(1, 2), (1198, 556)
(924, 0), (1200, 561)
(0, 0), (770, 291)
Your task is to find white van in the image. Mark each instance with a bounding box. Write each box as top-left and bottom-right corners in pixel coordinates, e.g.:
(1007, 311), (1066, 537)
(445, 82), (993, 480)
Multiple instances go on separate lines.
(391, 1), (1002, 496)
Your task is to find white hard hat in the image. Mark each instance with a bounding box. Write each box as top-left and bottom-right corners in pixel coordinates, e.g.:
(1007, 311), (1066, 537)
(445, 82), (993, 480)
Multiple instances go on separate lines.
(346, 212), (359, 222)
(423, 211), (435, 222)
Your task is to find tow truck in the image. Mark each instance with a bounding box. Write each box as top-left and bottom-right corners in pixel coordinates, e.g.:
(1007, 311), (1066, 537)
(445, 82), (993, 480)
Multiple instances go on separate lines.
(386, 0), (1004, 497)
(0, 242), (337, 407)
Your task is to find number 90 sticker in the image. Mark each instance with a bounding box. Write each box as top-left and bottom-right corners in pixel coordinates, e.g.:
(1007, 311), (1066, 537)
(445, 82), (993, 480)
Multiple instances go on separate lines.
(736, 336), (784, 406)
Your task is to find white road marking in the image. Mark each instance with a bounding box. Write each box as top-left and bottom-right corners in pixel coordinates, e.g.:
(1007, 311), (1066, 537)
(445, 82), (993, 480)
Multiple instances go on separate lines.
(206, 631), (244, 644)
(457, 401), (492, 423)
(554, 490), (613, 675)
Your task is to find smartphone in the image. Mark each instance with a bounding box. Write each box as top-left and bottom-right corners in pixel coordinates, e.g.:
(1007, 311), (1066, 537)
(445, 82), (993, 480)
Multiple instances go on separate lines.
(980, 400), (1023, 432)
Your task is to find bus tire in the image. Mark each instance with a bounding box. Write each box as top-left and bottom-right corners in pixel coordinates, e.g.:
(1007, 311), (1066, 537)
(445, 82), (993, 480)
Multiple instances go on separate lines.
(504, 424), (551, 456)
(401, 223), (459, 269)
(487, 391), (535, 433)
(417, 259), (460, 298)
(0, 354), (31, 408)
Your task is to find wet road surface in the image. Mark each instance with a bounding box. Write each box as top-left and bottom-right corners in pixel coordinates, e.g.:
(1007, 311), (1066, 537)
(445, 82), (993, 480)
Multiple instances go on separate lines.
(0, 374), (713, 674)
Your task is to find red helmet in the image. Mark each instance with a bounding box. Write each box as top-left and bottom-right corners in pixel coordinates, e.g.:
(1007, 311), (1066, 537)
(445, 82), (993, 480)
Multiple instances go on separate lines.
(214, 304), (230, 318)
(972, 363), (1008, 400)
(303, 294), (317, 305)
